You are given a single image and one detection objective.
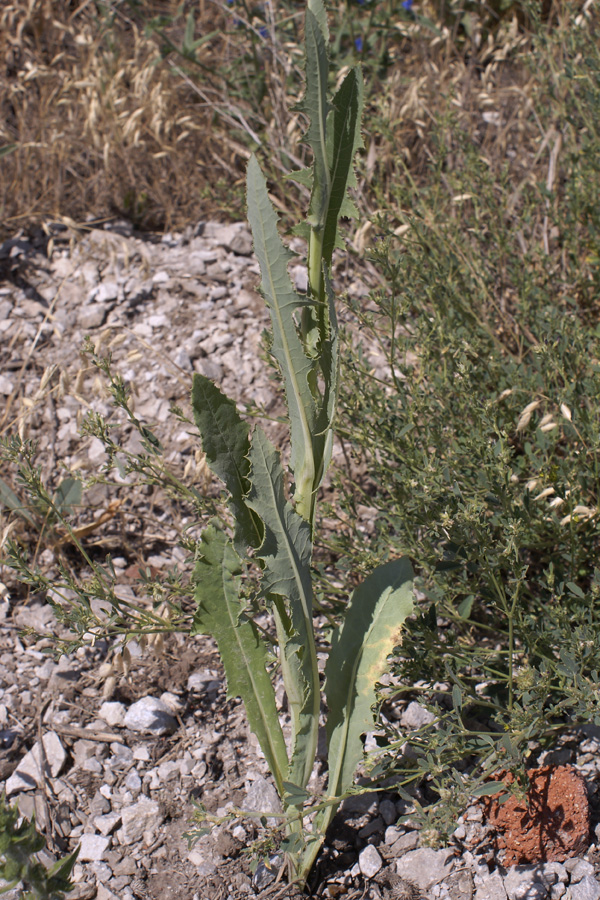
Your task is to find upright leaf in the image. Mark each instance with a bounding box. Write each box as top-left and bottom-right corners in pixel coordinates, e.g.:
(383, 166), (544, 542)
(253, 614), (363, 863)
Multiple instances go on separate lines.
(324, 558), (414, 800)
(302, 1), (332, 230)
(246, 428), (320, 788)
(322, 66), (364, 264)
(246, 155), (317, 518)
(191, 373), (261, 554)
(192, 524), (288, 794)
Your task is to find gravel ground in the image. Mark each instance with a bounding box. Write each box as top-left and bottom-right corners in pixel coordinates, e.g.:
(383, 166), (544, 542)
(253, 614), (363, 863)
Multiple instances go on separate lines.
(2, 221), (600, 900)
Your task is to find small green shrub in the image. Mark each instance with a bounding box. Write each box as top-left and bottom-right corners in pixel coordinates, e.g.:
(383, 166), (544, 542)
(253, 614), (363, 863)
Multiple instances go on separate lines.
(331, 11), (600, 838)
(0, 792), (78, 900)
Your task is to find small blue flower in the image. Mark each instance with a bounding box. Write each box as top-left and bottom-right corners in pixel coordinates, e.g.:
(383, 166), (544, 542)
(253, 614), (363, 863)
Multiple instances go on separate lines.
(259, 25), (268, 38)
(354, 36), (363, 52)
(402, 0), (414, 9)
(356, 0), (366, 5)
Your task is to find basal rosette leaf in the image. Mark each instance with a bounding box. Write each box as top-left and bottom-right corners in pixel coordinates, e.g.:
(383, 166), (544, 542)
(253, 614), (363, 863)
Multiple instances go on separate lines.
(246, 428), (320, 789)
(324, 558), (414, 800)
(192, 523), (288, 794)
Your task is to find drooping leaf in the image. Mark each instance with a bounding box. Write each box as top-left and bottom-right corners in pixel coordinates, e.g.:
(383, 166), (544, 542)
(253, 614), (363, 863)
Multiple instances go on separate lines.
(246, 428), (319, 789)
(192, 523), (288, 793)
(246, 154), (317, 517)
(324, 558), (414, 801)
(0, 478), (35, 526)
(191, 373), (262, 554)
(54, 477), (83, 514)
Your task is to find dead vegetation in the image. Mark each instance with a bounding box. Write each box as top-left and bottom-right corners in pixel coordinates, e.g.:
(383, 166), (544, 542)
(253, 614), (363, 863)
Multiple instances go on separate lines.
(1, 0), (590, 240)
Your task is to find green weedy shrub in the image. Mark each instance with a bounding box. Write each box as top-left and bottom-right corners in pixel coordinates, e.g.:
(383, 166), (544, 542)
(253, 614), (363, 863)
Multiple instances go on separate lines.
(331, 21), (600, 837)
(188, 0), (414, 885)
(0, 792), (78, 900)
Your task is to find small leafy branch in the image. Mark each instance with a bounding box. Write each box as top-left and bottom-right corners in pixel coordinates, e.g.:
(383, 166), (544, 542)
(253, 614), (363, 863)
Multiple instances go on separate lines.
(0, 792), (78, 900)
(190, 0), (414, 887)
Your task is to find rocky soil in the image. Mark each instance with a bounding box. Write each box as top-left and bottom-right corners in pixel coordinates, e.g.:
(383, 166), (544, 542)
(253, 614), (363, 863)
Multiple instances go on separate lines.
(1, 221), (600, 900)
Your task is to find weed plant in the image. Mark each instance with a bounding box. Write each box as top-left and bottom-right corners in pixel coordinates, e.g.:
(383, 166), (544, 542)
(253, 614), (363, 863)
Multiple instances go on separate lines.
(330, 6), (600, 840)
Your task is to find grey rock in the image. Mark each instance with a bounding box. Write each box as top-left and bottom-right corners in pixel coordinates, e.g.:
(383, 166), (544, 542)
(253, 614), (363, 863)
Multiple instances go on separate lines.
(401, 701), (436, 730)
(252, 855), (282, 892)
(77, 302), (112, 328)
(123, 696), (177, 735)
(244, 776), (282, 827)
(187, 671), (222, 694)
(569, 878), (600, 900)
(94, 281), (120, 302)
(124, 769), (142, 792)
(396, 848), (454, 891)
(571, 862), (596, 884)
(446, 869), (474, 900)
(379, 798), (398, 825)
(120, 796), (163, 845)
(390, 830), (420, 856)
(551, 886), (566, 900)
(98, 701), (126, 727)
(0, 375), (14, 395)
(475, 873), (508, 900)
(5, 731), (66, 794)
(78, 834), (110, 862)
(359, 845), (383, 878)
(504, 866), (559, 898)
(93, 813), (122, 836)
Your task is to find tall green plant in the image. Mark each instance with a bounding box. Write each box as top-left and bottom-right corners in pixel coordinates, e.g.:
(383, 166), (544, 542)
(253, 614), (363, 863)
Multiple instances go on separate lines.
(190, 0), (414, 886)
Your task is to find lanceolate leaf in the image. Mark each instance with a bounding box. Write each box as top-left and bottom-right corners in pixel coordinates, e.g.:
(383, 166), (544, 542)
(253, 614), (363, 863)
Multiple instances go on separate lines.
(322, 66), (364, 264)
(324, 558), (414, 801)
(303, 2), (332, 230)
(246, 428), (319, 788)
(191, 373), (262, 554)
(192, 524), (288, 794)
(246, 154), (317, 516)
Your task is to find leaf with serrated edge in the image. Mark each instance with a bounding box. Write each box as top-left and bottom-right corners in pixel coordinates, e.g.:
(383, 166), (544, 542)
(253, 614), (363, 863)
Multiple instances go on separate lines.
(192, 524), (288, 794)
(324, 558), (414, 801)
(191, 373), (261, 554)
(246, 428), (319, 789)
(246, 155), (317, 516)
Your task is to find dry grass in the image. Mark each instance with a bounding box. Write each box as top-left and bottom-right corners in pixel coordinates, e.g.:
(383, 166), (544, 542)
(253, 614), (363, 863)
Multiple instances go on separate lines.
(0, 0), (297, 236)
(0, 0), (595, 241)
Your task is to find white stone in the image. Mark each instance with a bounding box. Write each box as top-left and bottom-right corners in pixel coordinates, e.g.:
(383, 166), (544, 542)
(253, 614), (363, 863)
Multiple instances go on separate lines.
(78, 834), (110, 862)
(395, 848), (454, 892)
(358, 845), (382, 878)
(5, 732), (66, 794)
(93, 813), (122, 836)
(123, 697), (177, 735)
(401, 701), (436, 730)
(119, 797), (163, 845)
(98, 701), (126, 727)
(474, 873), (507, 900)
(0, 375), (14, 395)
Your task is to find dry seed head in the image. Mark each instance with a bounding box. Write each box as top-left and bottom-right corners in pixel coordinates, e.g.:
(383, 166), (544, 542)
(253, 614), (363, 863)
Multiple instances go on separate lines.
(498, 388), (513, 401)
(516, 399), (541, 432)
(540, 422), (558, 433)
(539, 413), (554, 427)
(102, 675), (117, 700)
(525, 479), (539, 492)
(560, 403), (572, 422)
(548, 496), (565, 509)
(534, 487), (555, 501)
